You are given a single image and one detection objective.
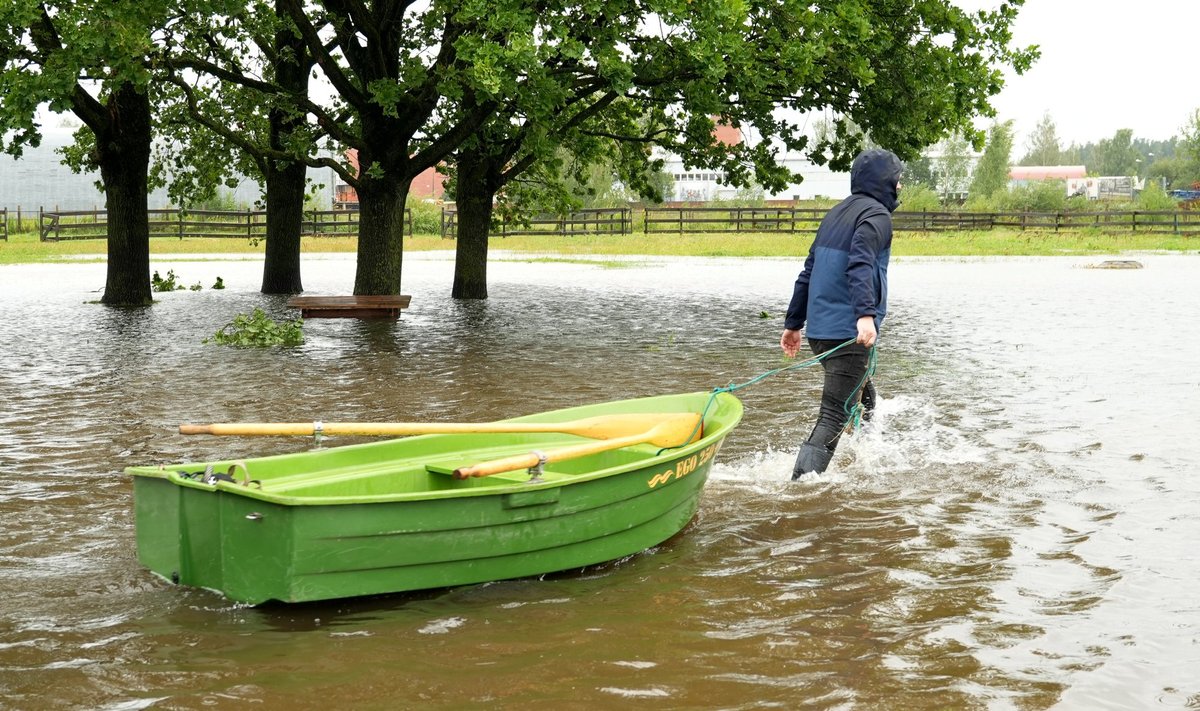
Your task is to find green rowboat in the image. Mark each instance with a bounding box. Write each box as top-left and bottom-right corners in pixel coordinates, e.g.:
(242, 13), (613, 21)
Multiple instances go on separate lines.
(127, 391), (743, 604)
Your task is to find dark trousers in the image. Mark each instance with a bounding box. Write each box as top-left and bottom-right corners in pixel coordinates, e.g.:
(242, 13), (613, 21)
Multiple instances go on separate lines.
(792, 339), (874, 477)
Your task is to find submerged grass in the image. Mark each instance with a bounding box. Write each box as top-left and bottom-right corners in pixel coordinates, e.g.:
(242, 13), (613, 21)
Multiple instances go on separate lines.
(2, 227), (1197, 265)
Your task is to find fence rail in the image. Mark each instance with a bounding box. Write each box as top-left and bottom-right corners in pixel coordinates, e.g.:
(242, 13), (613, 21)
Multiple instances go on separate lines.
(12, 205), (1200, 242)
(441, 207), (1200, 237)
(36, 208), (412, 241)
(441, 208), (633, 237)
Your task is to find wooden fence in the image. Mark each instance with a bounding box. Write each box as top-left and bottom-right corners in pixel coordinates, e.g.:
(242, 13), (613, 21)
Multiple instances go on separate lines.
(441, 208), (633, 237)
(0, 208), (6, 241)
(16, 205), (1200, 242)
(36, 208), (411, 241)
(438, 206), (1200, 237)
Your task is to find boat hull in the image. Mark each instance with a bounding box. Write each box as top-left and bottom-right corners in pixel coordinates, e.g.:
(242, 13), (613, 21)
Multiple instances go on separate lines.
(128, 391), (742, 604)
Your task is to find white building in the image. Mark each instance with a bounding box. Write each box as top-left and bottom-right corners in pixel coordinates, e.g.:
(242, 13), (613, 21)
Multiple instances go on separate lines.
(660, 151), (849, 202)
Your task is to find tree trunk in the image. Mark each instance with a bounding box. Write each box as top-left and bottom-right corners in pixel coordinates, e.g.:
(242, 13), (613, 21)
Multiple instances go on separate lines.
(95, 83), (152, 306)
(261, 159), (306, 294)
(451, 152), (496, 299)
(260, 0), (311, 295)
(353, 170), (409, 295)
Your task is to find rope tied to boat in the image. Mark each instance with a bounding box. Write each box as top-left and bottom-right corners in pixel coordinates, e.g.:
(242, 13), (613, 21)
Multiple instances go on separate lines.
(659, 337), (878, 454)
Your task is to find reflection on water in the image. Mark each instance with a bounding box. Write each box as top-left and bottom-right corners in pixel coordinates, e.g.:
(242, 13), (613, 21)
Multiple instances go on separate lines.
(1, 253), (1199, 709)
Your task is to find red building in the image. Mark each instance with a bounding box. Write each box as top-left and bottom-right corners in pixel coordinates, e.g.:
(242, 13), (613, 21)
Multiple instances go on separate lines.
(333, 150), (446, 209)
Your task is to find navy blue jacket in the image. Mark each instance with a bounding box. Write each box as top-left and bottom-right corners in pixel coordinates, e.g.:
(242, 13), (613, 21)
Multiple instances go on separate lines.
(785, 149), (902, 340)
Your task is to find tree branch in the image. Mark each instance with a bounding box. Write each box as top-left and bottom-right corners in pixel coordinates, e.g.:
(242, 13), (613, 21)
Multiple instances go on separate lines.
(166, 55), (359, 148)
(168, 75), (359, 186)
(277, 0), (368, 107)
(27, 7), (107, 129)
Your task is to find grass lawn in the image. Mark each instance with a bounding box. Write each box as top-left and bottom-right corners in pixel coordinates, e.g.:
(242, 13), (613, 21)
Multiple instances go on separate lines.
(2, 227), (1198, 265)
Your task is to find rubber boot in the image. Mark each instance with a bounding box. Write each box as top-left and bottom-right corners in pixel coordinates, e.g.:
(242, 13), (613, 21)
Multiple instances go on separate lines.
(791, 442), (834, 480)
(860, 380), (877, 423)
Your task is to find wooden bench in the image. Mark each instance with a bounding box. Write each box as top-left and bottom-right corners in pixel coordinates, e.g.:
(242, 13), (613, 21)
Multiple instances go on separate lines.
(286, 295), (411, 319)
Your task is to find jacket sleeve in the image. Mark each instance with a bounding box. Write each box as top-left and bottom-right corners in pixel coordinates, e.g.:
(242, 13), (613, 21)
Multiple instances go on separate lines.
(846, 214), (887, 319)
(784, 251), (815, 330)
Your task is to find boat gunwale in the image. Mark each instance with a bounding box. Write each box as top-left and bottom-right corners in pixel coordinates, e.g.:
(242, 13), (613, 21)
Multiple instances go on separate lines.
(126, 392), (743, 507)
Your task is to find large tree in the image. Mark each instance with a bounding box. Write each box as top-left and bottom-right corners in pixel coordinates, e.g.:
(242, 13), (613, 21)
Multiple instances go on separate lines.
(161, 0), (323, 294)
(263, 0), (502, 296)
(443, 0), (1037, 298)
(1019, 112), (1062, 166)
(934, 132), (975, 201)
(0, 1), (173, 305)
(970, 120), (1015, 198)
(1092, 128), (1140, 177)
(1177, 108), (1200, 187)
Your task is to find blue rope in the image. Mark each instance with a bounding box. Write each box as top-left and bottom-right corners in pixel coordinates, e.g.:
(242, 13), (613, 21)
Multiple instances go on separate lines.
(659, 338), (876, 454)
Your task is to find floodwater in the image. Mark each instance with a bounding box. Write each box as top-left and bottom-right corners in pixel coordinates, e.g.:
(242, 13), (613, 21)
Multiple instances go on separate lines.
(1, 251), (1198, 710)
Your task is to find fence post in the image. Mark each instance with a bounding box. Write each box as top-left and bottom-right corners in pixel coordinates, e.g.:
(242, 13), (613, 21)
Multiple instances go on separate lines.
(1131, 210), (1137, 233)
(1174, 211), (1179, 234)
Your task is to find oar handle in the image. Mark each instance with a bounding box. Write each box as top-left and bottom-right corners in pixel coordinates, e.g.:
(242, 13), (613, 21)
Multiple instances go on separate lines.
(453, 451), (549, 479)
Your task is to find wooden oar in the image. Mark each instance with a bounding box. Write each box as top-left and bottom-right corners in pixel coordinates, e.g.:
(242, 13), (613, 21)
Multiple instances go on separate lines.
(178, 412), (699, 441)
(451, 413), (703, 479)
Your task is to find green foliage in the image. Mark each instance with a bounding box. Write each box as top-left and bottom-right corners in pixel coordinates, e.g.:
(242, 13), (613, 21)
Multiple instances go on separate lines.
(1177, 109), (1200, 189)
(408, 201), (442, 235)
(1147, 156), (1195, 190)
(151, 270), (186, 292)
(970, 121), (1015, 199)
(152, 269), (216, 292)
(934, 133), (975, 199)
(1000, 181), (1068, 213)
(1135, 182), (1177, 211)
(903, 155), (936, 189)
(1093, 129), (1140, 177)
(1065, 195), (1093, 212)
(897, 184), (941, 212)
(1019, 112), (1062, 166)
(189, 190), (249, 212)
(443, 0), (1036, 242)
(206, 308), (303, 347)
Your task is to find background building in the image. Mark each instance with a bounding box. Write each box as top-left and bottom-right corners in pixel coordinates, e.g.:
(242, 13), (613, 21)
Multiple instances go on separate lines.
(660, 124), (850, 203)
(1, 127), (333, 212)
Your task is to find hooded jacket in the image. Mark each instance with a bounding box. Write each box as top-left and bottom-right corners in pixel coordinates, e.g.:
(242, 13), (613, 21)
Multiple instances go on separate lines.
(784, 149), (902, 340)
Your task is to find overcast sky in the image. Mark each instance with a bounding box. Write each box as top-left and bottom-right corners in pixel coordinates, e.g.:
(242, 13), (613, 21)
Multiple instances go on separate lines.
(973, 0), (1196, 148)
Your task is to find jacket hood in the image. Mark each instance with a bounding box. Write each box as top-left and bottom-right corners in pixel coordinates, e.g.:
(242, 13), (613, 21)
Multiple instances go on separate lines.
(850, 149), (904, 212)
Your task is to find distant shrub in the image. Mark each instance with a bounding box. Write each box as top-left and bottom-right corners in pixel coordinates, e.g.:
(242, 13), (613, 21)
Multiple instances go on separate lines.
(1001, 181), (1067, 213)
(1135, 182), (1177, 212)
(1065, 195), (1093, 212)
(962, 193), (1000, 213)
(896, 184), (940, 212)
(408, 200), (442, 235)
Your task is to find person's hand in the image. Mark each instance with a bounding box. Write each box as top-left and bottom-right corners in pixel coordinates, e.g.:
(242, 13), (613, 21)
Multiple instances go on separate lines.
(856, 316), (877, 347)
(780, 329), (803, 357)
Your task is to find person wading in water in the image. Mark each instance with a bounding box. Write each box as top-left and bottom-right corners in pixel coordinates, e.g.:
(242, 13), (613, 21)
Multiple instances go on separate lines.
(780, 148), (903, 480)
